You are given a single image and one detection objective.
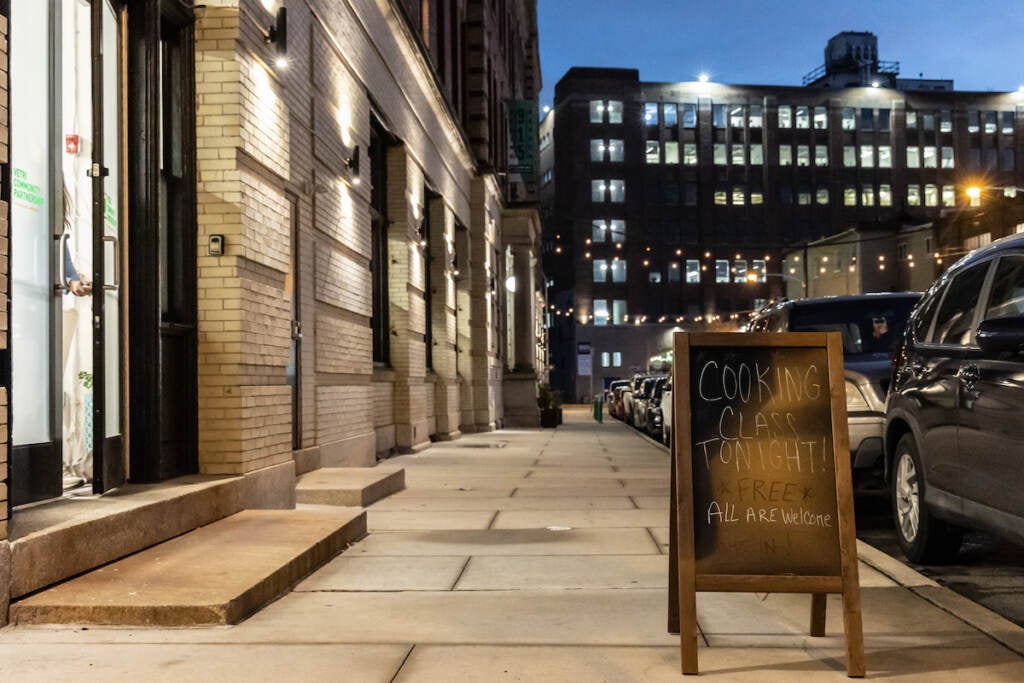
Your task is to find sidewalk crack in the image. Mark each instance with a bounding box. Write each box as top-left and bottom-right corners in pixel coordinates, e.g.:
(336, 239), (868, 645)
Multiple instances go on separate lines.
(389, 645), (416, 683)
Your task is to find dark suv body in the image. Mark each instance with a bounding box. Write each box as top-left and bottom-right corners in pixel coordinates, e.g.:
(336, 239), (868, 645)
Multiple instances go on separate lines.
(886, 233), (1024, 563)
(749, 293), (921, 473)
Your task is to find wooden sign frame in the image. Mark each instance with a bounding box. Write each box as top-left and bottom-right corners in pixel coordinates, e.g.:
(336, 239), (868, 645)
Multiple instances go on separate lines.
(668, 331), (864, 677)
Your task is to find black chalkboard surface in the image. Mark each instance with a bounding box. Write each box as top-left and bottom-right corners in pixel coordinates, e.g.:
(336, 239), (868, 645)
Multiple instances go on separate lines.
(669, 332), (864, 677)
(690, 344), (841, 576)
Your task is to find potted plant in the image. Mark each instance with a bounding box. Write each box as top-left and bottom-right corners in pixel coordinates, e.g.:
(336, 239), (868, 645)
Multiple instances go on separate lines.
(538, 383), (559, 428)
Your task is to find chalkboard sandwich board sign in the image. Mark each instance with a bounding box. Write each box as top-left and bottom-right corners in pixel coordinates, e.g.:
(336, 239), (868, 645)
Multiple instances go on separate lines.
(668, 331), (864, 677)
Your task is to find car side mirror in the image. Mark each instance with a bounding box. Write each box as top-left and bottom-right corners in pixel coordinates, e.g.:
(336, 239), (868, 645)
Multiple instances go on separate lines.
(976, 317), (1024, 355)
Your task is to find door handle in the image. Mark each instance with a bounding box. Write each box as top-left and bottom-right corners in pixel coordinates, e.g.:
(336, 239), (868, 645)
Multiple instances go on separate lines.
(957, 364), (980, 390)
(291, 320), (303, 341)
(103, 235), (119, 291)
(54, 232), (70, 294)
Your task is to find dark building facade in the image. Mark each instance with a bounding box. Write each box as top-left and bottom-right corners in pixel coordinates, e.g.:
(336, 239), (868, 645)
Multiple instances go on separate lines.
(541, 32), (1024, 400)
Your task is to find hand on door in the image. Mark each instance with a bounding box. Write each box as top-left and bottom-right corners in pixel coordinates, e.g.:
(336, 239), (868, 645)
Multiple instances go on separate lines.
(64, 239), (92, 297)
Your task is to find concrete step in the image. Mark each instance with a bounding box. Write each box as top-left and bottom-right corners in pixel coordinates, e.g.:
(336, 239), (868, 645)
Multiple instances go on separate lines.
(10, 506), (366, 626)
(9, 475), (246, 599)
(296, 467), (405, 507)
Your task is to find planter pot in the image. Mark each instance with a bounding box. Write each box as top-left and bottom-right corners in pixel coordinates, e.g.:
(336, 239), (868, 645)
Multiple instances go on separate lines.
(540, 408), (559, 428)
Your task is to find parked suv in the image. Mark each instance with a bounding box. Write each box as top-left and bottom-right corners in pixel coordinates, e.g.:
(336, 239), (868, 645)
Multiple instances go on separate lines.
(748, 293), (921, 476)
(886, 234), (1024, 563)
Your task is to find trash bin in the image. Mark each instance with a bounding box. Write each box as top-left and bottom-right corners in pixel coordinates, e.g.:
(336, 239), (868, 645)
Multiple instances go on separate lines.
(593, 397), (603, 423)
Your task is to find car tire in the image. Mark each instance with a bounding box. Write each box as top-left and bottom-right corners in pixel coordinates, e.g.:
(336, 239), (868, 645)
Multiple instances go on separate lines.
(890, 434), (963, 564)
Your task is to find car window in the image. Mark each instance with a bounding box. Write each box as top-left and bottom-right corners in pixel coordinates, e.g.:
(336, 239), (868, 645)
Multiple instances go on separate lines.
(912, 286), (942, 342)
(983, 255), (1024, 321)
(930, 262), (991, 346)
(787, 297), (919, 355)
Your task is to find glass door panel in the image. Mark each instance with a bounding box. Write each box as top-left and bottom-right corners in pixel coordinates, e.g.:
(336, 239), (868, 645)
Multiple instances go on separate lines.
(102, 0), (121, 439)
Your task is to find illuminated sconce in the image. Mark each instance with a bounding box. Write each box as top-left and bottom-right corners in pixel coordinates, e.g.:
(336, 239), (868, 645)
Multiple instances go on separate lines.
(264, 6), (288, 69)
(505, 275), (518, 293)
(344, 145), (361, 185)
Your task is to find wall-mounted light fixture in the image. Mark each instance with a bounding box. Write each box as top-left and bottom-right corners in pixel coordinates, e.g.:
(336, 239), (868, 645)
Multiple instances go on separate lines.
(265, 6), (288, 68)
(344, 145), (360, 185)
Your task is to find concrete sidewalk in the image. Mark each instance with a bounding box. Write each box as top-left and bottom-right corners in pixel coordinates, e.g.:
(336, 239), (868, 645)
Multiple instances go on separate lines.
(2, 406), (1024, 681)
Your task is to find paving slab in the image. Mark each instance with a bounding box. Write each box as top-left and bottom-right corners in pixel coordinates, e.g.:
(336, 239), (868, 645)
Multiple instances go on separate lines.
(0, 643), (410, 683)
(366, 510), (496, 530)
(491, 508), (667, 529)
(631, 495), (671, 509)
(510, 485), (669, 498)
(368, 495), (637, 512)
(350, 528), (660, 557)
(455, 555), (668, 590)
(297, 556), (468, 592)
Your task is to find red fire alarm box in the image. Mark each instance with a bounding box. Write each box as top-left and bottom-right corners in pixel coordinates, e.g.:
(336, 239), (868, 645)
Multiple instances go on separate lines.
(65, 134), (79, 154)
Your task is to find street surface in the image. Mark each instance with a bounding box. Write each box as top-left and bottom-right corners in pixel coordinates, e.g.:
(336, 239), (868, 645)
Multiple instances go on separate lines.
(856, 492), (1024, 629)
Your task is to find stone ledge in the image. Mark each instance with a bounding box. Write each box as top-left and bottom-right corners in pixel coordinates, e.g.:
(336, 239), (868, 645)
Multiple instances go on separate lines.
(296, 467), (405, 507)
(10, 507), (366, 626)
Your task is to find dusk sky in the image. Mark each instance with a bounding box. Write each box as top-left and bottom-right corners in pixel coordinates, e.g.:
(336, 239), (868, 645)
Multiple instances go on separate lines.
(537, 0), (1024, 106)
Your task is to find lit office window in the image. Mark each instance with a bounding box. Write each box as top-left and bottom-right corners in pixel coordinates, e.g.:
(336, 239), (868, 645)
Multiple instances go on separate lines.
(815, 146), (828, 166)
(860, 145), (874, 168)
(612, 300), (626, 325)
(797, 145), (809, 166)
(940, 110), (953, 133)
(611, 260), (627, 282)
(664, 103), (678, 127)
(668, 261), (681, 282)
(984, 111), (997, 134)
(749, 105), (763, 128)
(732, 185), (746, 205)
(922, 112), (935, 131)
(750, 186), (764, 204)
(682, 103), (697, 128)
(609, 219), (626, 242)
(731, 145), (745, 165)
(593, 258), (608, 282)
(591, 180), (605, 202)
(590, 139), (607, 162)
(907, 147), (920, 168)
(798, 186), (811, 205)
(967, 110), (979, 133)
(878, 145), (892, 168)
(942, 185), (956, 208)
(594, 299), (609, 326)
(714, 189), (727, 205)
(844, 186), (857, 206)
(816, 187), (829, 205)
(665, 141), (679, 164)
(645, 140), (660, 164)
(613, 352), (622, 367)
(649, 270), (662, 284)
(843, 146), (856, 167)
(715, 259), (730, 283)
(713, 104), (727, 128)
(714, 143), (727, 165)
(607, 101), (623, 124)
(795, 106), (810, 128)
(941, 146), (954, 168)
(778, 105), (792, 128)
(608, 139), (624, 162)
(730, 105), (745, 128)
(813, 106), (827, 129)
(751, 259), (767, 282)
(862, 184), (875, 206)
(1002, 111), (1015, 135)
(907, 111), (918, 129)
(644, 102), (659, 125)
(907, 184), (921, 206)
(685, 259), (700, 283)
(750, 144), (763, 165)
(779, 144), (792, 166)
(609, 180), (625, 203)
(923, 146), (937, 168)
(879, 184), (892, 207)
(592, 219), (607, 243)
(733, 259), (748, 283)
(589, 101), (604, 123)
(924, 184), (938, 207)
(601, 352), (610, 368)
(842, 107), (856, 130)
(683, 143), (698, 165)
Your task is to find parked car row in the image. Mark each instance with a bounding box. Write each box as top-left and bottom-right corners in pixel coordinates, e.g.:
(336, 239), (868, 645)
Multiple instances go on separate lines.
(607, 373), (668, 441)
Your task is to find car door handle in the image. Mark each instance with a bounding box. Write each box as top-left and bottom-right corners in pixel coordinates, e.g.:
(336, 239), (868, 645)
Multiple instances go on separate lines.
(957, 364), (980, 390)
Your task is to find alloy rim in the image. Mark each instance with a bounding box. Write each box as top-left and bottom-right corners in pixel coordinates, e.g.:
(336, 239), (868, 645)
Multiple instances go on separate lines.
(895, 451), (920, 543)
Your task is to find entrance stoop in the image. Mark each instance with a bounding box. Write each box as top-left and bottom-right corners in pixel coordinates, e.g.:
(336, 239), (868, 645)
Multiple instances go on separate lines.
(295, 468), (405, 507)
(10, 506), (366, 626)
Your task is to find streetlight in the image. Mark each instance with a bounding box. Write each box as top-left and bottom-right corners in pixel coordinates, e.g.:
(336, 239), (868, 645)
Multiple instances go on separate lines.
(746, 270), (806, 297)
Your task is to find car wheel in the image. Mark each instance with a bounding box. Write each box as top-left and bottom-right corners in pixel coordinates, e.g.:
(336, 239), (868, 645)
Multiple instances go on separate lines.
(890, 434), (963, 564)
